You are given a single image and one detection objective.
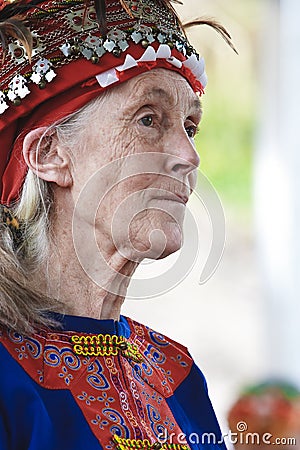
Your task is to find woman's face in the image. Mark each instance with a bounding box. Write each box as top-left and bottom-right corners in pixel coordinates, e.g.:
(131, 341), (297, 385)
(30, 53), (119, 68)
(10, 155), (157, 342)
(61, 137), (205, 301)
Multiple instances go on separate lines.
(71, 69), (202, 261)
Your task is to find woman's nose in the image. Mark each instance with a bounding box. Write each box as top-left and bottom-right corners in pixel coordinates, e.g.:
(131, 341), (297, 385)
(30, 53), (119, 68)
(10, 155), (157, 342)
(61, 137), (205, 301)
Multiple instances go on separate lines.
(163, 129), (200, 176)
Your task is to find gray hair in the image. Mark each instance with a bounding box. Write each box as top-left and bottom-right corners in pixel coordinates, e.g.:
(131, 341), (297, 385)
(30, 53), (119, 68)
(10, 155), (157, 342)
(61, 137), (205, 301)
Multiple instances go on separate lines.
(0, 94), (106, 335)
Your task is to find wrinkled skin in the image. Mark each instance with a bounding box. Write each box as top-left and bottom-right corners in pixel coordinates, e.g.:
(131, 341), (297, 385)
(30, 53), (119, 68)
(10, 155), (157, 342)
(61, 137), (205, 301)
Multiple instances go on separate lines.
(71, 69), (201, 261)
(24, 68), (202, 318)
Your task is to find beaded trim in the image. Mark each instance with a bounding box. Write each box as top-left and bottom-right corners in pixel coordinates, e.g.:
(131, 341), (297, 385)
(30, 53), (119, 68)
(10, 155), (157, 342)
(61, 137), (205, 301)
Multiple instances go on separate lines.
(0, 205), (22, 246)
(0, 0), (206, 115)
(70, 333), (143, 362)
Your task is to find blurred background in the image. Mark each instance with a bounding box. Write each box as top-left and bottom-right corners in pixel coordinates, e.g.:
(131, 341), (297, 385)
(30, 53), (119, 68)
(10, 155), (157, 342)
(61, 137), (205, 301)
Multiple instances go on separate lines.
(123, 0), (300, 444)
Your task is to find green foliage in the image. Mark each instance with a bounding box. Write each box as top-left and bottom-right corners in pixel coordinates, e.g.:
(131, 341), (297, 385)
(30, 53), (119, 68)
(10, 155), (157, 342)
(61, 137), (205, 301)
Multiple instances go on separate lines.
(196, 78), (254, 214)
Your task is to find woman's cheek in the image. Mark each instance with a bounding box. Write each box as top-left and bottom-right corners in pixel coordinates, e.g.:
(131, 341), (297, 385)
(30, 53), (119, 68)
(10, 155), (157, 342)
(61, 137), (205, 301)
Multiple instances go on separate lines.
(133, 123), (164, 149)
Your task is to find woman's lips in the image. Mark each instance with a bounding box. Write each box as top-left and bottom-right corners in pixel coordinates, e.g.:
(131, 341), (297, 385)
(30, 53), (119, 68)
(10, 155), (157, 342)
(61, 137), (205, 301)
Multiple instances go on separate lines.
(153, 193), (189, 204)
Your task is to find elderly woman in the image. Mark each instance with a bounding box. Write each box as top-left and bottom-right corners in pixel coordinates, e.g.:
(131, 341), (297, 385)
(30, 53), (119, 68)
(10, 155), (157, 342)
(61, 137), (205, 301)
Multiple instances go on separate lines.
(0, 0), (233, 449)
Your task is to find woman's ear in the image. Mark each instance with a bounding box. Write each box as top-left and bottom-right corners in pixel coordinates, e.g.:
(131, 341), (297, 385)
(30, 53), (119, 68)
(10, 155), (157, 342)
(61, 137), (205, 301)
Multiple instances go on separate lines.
(22, 127), (73, 187)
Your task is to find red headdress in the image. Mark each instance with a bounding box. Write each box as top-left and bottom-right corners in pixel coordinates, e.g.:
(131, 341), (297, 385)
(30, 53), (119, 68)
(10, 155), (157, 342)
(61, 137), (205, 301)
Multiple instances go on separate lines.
(0, 0), (235, 205)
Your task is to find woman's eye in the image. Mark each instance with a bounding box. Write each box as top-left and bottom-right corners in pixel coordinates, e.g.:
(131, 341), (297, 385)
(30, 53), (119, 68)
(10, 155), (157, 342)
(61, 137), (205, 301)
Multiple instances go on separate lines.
(185, 125), (198, 139)
(139, 115), (153, 127)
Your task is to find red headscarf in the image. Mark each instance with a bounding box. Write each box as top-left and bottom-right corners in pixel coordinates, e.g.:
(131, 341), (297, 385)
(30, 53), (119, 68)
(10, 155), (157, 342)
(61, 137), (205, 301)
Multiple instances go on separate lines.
(0, 0), (206, 205)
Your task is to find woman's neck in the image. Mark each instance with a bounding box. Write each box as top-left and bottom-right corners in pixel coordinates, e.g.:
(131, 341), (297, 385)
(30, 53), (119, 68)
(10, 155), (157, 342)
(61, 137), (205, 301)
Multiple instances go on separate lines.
(45, 203), (138, 320)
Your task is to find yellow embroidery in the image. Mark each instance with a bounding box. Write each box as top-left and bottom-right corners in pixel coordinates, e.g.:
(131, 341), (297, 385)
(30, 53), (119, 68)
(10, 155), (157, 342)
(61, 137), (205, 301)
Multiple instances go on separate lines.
(112, 435), (189, 450)
(71, 334), (143, 361)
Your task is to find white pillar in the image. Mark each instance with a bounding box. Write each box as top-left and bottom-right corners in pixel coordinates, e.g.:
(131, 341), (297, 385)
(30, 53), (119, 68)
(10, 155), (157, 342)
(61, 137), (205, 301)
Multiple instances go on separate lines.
(254, 0), (300, 386)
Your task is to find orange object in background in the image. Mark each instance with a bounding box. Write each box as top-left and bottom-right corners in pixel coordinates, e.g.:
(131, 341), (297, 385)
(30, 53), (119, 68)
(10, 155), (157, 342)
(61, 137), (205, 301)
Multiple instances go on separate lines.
(227, 382), (300, 450)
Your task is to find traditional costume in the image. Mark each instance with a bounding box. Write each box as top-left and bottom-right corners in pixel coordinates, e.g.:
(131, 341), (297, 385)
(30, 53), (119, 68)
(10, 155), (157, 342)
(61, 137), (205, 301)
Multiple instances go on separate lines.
(0, 315), (227, 449)
(0, 0), (234, 448)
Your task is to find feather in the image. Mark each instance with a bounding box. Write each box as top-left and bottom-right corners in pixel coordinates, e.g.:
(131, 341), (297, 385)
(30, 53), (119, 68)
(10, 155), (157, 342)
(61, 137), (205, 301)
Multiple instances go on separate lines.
(0, 17), (33, 62)
(183, 18), (238, 54)
(158, 0), (183, 7)
(93, 0), (107, 36)
(83, 0), (108, 36)
(119, 0), (134, 19)
(0, 0), (36, 21)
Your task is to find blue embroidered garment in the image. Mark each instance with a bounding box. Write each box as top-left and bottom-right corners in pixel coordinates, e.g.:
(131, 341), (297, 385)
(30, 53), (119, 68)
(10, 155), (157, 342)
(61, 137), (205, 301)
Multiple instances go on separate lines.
(0, 315), (226, 450)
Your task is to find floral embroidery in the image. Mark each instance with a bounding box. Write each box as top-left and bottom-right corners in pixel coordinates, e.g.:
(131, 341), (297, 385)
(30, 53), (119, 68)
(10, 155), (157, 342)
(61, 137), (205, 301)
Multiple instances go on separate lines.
(58, 365), (74, 385)
(91, 413), (109, 430)
(98, 391), (115, 407)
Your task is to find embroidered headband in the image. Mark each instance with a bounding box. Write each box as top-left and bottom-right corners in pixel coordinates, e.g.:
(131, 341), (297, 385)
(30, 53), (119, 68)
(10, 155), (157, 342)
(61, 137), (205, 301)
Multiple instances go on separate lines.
(0, 0), (236, 205)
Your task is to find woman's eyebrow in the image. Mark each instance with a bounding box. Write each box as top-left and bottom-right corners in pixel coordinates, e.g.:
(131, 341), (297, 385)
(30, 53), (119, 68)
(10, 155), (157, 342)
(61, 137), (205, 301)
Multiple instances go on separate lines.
(137, 87), (203, 109)
(192, 98), (202, 115)
(123, 87), (203, 118)
(141, 87), (174, 104)
(121, 87), (168, 112)
(147, 89), (203, 115)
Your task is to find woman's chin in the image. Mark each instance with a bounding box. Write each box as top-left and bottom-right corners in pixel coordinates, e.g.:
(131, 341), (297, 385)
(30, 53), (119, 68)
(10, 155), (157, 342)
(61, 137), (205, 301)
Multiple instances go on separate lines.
(156, 241), (182, 259)
(143, 225), (183, 260)
(119, 219), (184, 261)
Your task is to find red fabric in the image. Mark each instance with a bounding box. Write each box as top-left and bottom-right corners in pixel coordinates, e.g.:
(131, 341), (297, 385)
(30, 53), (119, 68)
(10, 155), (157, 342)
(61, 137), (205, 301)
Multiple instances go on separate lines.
(0, 317), (192, 446)
(0, 43), (203, 205)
